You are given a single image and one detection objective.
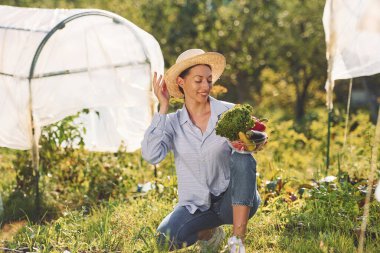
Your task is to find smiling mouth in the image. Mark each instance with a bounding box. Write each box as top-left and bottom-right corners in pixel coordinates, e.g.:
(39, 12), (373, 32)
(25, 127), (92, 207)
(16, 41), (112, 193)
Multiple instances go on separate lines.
(198, 91), (209, 96)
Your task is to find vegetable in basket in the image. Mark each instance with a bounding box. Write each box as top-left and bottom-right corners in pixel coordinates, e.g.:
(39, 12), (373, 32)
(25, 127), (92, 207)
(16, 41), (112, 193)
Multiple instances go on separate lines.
(215, 104), (255, 141)
(216, 104), (268, 152)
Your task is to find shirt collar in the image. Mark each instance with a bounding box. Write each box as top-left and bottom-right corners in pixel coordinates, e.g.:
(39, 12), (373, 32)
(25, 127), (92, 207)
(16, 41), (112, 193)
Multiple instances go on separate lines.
(178, 96), (227, 125)
(209, 96), (229, 118)
(179, 104), (191, 125)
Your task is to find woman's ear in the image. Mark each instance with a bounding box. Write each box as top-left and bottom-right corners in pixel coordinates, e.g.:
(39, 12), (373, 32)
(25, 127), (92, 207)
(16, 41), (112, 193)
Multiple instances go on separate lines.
(176, 77), (184, 87)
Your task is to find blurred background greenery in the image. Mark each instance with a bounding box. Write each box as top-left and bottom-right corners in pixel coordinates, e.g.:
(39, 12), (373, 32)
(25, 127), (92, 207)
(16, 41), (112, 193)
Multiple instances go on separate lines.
(0, 0), (370, 120)
(1, 0), (379, 120)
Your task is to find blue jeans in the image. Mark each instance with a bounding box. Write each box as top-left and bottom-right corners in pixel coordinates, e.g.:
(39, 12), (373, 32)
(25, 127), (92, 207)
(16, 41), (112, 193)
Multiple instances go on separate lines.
(156, 152), (261, 250)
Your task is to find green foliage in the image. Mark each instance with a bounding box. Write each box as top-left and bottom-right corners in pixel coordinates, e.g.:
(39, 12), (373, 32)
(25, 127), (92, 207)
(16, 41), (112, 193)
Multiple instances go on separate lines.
(5, 195), (176, 252)
(279, 174), (380, 252)
(1, 0), (347, 120)
(1, 111), (149, 223)
(215, 104), (254, 140)
(1, 112), (85, 222)
(287, 179), (361, 233)
(272, 0), (327, 120)
(2, 173), (380, 252)
(1, 107), (380, 251)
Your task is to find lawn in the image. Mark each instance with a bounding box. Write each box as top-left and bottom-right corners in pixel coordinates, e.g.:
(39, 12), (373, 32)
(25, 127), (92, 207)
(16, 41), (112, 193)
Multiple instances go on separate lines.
(1, 108), (379, 252)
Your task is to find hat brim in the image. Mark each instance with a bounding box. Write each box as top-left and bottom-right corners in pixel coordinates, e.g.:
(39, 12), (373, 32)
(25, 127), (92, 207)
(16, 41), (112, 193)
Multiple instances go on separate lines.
(164, 52), (226, 98)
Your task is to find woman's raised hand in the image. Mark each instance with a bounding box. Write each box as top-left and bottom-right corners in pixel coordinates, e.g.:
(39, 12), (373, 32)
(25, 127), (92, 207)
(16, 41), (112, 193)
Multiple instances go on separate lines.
(153, 72), (170, 114)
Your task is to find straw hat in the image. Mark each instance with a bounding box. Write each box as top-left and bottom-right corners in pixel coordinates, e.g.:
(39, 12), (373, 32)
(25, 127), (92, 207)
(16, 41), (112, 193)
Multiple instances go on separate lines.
(164, 49), (226, 98)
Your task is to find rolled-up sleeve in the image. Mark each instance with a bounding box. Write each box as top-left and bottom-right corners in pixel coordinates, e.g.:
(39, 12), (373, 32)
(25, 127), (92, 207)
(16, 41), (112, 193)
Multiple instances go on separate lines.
(141, 113), (173, 165)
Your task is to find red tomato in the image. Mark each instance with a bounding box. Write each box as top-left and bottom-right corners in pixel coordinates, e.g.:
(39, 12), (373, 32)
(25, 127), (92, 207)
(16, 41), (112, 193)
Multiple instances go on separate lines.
(251, 121), (266, 132)
(231, 140), (247, 151)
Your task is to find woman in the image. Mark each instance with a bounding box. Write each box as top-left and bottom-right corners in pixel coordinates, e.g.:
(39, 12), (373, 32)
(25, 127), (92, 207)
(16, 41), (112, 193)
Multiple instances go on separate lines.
(141, 49), (261, 252)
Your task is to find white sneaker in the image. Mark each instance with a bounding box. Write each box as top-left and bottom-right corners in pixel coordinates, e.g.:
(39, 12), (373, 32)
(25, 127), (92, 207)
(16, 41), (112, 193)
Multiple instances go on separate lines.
(198, 226), (225, 253)
(226, 236), (246, 253)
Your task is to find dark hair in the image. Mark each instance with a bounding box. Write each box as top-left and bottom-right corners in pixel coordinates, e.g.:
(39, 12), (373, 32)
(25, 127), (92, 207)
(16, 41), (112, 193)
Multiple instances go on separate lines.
(178, 64), (211, 94)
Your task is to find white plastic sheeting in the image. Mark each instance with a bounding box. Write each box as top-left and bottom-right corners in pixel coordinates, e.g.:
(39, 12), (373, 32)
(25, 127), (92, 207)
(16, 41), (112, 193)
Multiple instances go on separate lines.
(323, 0), (380, 108)
(323, 0), (380, 202)
(376, 180), (380, 201)
(0, 5), (163, 152)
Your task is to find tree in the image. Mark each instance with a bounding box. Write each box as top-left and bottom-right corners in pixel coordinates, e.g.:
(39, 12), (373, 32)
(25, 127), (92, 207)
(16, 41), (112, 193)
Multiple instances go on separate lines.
(272, 0), (327, 120)
(211, 0), (281, 103)
(6, 0), (328, 120)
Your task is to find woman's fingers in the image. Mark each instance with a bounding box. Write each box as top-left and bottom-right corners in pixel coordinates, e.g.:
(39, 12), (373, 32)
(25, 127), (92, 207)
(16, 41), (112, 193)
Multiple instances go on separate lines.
(157, 75), (163, 94)
(162, 81), (168, 92)
(162, 81), (169, 99)
(157, 74), (163, 86)
(152, 72), (169, 103)
(152, 72), (158, 94)
(153, 71), (157, 85)
(153, 72), (162, 95)
(157, 76), (167, 94)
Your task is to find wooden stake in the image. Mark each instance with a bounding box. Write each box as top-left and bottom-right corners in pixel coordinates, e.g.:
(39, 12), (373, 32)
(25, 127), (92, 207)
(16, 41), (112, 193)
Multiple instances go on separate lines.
(358, 106), (380, 253)
(326, 109), (332, 173)
(343, 79), (353, 149)
(325, 0), (336, 172)
(28, 79), (40, 221)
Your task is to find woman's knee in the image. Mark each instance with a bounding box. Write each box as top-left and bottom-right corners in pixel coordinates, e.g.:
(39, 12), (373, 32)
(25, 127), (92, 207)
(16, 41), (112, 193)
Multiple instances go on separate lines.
(156, 224), (191, 250)
(156, 231), (169, 250)
(248, 194), (261, 219)
(231, 153), (257, 173)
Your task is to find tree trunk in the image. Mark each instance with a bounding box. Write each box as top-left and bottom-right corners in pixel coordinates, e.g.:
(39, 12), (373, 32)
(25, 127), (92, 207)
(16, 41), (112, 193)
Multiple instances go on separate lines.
(295, 93), (306, 121)
(236, 71), (249, 102)
(362, 78), (378, 123)
(295, 74), (312, 121)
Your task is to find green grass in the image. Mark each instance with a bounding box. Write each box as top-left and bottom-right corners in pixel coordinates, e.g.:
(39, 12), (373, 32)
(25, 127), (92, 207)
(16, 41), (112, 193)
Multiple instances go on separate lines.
(0, 148), (16, 193)
(2, 188), (379, 252)
(1, 109), (380, 252)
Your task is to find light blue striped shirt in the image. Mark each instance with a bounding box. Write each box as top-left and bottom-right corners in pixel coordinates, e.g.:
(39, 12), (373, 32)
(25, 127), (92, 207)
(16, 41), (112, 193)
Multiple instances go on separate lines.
(141, 96), (234, 214)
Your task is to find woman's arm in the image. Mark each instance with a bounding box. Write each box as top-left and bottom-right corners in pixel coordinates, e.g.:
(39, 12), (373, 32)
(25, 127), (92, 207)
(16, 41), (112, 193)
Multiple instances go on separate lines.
(141, 112), (173, 164)
(141, 72), (173, 164)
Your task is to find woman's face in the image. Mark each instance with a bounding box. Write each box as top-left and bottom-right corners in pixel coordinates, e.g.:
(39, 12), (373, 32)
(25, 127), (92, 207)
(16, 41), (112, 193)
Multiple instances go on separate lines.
(177, 65), (212, 103)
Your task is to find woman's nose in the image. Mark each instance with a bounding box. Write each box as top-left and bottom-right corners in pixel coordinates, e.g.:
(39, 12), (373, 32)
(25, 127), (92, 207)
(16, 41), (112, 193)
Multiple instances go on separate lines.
(202, 79), (211, 88)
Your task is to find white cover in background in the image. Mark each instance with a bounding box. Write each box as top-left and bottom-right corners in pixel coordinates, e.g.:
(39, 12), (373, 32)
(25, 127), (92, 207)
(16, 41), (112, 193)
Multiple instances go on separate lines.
(323, 0), (380, 107)
(323, 1), (380, 202)
(375, 180), (380, 202)
(0, 5), (163, 152)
